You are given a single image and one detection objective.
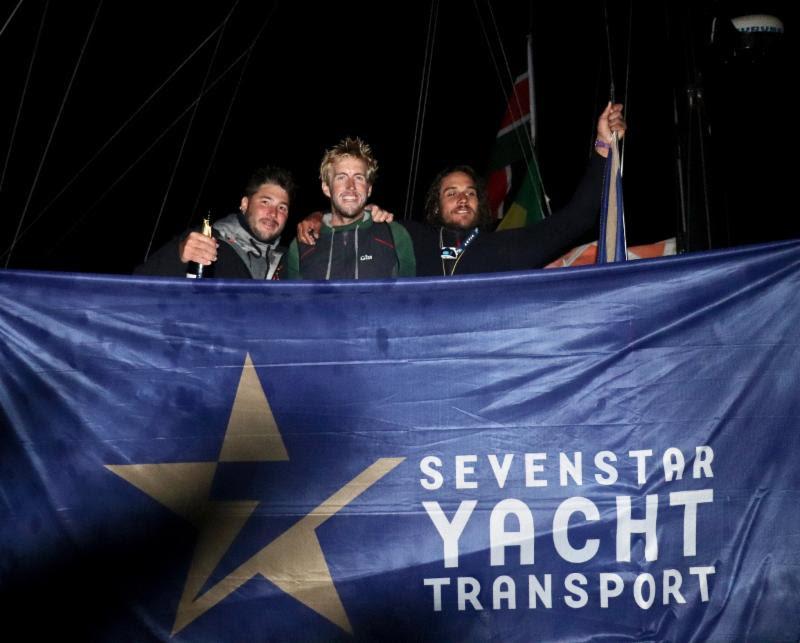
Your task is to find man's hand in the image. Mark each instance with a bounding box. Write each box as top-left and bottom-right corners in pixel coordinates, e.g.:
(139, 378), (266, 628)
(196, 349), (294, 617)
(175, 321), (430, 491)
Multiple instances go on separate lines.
(296, 211), (324, 245)
(179, 231), (218, 265)
(366, 204), (394, 223)
(595, 102), (626, 157)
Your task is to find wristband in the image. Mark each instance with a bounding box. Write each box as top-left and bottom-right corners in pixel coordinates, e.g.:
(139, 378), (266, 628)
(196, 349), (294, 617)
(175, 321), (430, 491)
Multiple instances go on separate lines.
(594, 139), (610, 150)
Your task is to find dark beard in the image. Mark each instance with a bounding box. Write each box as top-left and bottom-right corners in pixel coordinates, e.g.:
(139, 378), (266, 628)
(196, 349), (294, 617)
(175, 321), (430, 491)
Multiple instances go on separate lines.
(443, 209), (478, 230)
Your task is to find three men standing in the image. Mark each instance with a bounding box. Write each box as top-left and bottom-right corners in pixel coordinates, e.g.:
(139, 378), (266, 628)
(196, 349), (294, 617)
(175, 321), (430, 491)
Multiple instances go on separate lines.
(136, 104), (624, 281)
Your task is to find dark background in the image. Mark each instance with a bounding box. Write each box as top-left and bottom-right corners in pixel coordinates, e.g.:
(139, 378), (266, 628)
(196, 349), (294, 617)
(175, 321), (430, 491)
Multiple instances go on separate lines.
(0, 0), (795, 274)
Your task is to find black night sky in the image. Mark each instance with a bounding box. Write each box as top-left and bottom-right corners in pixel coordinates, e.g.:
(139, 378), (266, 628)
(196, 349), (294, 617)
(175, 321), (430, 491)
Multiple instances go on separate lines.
(0, 0), (795, 274)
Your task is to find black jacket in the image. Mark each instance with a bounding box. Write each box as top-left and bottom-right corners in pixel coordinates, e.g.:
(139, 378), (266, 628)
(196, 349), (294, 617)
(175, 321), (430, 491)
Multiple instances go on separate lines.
(134, 212), (284, 279)
(133, 232), (253, 279)
(409, 154), (605, 276)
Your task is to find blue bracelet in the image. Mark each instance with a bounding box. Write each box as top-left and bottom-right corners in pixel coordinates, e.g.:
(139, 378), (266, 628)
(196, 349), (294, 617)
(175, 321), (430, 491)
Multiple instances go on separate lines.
(594, 139), (610, 149)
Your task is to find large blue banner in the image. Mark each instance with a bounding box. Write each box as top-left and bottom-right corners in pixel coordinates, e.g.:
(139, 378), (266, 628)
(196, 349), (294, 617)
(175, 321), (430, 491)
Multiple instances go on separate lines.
(2, 242), (799, 641)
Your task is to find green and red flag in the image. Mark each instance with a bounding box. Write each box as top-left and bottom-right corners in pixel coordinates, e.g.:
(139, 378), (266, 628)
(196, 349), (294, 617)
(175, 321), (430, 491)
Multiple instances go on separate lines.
(487, 37), (549, 230)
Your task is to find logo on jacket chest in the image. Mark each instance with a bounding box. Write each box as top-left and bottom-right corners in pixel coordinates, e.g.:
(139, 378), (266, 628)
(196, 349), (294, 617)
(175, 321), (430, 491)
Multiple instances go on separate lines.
(359, 254), (373, 262)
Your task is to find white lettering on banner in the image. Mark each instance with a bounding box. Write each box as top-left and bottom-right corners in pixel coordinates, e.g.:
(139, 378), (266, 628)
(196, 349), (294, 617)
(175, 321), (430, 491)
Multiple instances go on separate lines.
(423, 567), (717, 612)
(455, 455), (478, 489)
(634, 573), (657, 609)
(664, 447), (685, 481)
(553, 497), (600, 563)
(670, 489), (714, 556)
(422, 500), (476, 568)
(488, 454), (514, 488)
(457, 577), (483, 611)
(423, 492), (713, 566)
(690, 566), (716, 601)
(616, 494), (660, 562)
(694, 446), (714, 479)
(564, 573), (588, 608)
(493, 576), (516, 609)
(419, 447), (715, 490)
(525, 453), (547, 487)
(600, 573), (624, 608)
(663, 569), (687, 604)
(490, 499), (534, 566)
(628, 449), (654, 485)
(560, 452), (582, 486)
(423, 578), (450, 611)
(419, 445), (718, 615)
(528, 574), (552, 608)
(594, 450), (618, 485)
(420, 456), (443, 490)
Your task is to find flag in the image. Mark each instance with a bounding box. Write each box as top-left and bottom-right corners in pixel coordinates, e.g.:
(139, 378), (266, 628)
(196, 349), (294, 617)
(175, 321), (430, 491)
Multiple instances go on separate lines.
(2, 241), (800, 641)
(488, 36), (548, 230)
(546, 238), (676, 268)
(596, 135), (627, 262)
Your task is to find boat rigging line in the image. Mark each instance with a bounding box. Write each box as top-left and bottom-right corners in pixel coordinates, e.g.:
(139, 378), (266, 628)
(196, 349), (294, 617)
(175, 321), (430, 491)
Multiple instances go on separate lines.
(0, 0), (25, 40)
(601, 0), (633, 176)
(5, 0), (104, 269)
(0, 0), (47, 197)
(474, 0), (552, 215)
(403, 0), (439, 221)
(188, 1), (280, 227)
(143, 0), (240, 263)
(0, 6), (244, 265)
(621, 0), (633, 176)
(24, 5), (281, 264)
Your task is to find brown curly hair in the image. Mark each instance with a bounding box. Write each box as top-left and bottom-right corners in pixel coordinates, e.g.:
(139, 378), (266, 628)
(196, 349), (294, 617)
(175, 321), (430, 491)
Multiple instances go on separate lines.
(423, 165), (492, 230)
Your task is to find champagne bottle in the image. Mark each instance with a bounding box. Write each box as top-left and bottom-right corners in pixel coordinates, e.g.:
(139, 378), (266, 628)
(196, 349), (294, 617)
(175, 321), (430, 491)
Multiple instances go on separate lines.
(186, 214), (213, 278)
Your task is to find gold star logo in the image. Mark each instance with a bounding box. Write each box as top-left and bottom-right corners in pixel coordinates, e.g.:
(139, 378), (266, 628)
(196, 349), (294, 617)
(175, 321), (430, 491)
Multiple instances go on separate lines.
(105, 353), (404, 635)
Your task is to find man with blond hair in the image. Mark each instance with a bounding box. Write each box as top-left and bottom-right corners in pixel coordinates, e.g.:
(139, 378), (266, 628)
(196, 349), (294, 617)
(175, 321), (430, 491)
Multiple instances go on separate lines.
(282, 137), (415, 279)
